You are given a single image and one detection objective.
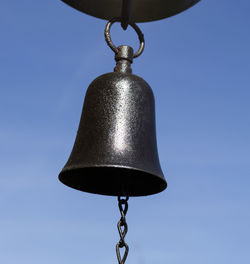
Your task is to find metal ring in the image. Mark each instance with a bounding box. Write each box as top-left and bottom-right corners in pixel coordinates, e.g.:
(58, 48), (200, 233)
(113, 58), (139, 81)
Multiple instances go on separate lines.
(104, 18), (145, 58)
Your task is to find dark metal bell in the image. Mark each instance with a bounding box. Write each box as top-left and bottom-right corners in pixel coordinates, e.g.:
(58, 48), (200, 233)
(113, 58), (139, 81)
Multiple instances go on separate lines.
(59, 46), (167, 196)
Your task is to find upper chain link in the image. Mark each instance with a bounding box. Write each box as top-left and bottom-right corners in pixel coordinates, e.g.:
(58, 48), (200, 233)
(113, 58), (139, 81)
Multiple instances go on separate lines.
(104, 18), (145, 58)
(116, 196), (129, 264)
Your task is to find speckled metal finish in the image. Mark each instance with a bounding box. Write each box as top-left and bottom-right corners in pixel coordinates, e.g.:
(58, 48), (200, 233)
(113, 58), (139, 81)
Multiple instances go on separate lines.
(61, 0), (200, 23)
(59, 47), (167, 196)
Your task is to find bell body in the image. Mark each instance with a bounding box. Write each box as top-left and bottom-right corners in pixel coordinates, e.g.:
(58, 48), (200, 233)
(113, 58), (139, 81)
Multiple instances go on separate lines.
(59, 69), (167, 196)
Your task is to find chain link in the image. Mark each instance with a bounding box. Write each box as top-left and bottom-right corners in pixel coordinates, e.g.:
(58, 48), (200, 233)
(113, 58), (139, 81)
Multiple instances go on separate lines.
(104, 18), (145, 58)
(116, 196), (129, 264)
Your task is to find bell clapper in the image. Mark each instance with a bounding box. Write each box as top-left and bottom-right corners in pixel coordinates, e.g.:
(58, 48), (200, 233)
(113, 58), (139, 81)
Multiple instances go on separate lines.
(116, 196), (129, 264)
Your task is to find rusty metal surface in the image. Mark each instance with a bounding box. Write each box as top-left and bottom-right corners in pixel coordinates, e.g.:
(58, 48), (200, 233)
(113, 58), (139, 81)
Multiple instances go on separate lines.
(61, 0), (200, 22)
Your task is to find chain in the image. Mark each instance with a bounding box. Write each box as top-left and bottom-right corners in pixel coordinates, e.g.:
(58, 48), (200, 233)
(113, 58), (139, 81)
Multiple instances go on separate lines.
(116, 196), (129, 264)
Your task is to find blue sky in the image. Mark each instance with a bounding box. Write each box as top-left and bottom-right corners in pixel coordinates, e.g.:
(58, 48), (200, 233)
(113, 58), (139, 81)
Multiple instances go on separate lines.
(0, 1), (249, 264)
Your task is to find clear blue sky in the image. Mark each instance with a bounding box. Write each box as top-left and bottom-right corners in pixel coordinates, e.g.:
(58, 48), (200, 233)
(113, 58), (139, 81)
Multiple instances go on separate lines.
(1, 1), (249, 264)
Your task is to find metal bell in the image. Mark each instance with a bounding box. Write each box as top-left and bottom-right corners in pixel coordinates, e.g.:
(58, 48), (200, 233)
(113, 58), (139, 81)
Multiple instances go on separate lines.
(59, 45), (167, 196)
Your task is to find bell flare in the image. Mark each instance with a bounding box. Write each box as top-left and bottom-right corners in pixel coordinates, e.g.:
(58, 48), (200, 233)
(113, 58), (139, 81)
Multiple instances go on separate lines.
(59, 72), (167, 197)
(59, 166), (166, 196)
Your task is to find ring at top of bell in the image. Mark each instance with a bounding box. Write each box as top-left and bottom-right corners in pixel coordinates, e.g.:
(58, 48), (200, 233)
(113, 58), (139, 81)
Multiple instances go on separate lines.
(61, 0), (200, 23)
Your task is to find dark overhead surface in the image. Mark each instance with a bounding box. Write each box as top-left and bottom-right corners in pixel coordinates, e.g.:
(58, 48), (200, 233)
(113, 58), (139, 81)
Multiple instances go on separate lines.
(61, 0), (200, 22)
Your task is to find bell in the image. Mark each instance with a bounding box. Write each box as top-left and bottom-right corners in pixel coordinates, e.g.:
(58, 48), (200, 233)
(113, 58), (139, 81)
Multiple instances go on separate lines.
(59, 45), (167, 196)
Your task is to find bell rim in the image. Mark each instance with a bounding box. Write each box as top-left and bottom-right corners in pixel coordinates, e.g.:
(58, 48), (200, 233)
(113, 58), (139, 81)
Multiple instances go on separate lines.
(59, 164), (167, 197)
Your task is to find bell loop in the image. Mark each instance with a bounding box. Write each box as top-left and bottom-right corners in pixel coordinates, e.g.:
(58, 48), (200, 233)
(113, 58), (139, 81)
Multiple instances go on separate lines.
(114, 45), (133, 74)
(104, 18), (145, 58)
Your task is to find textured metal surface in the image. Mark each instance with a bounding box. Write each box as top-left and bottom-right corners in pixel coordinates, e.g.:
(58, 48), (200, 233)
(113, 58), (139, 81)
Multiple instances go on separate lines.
(114, 46), (133, 73)
(61, 0), (200, 22)
(59, 49), (167, 196)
